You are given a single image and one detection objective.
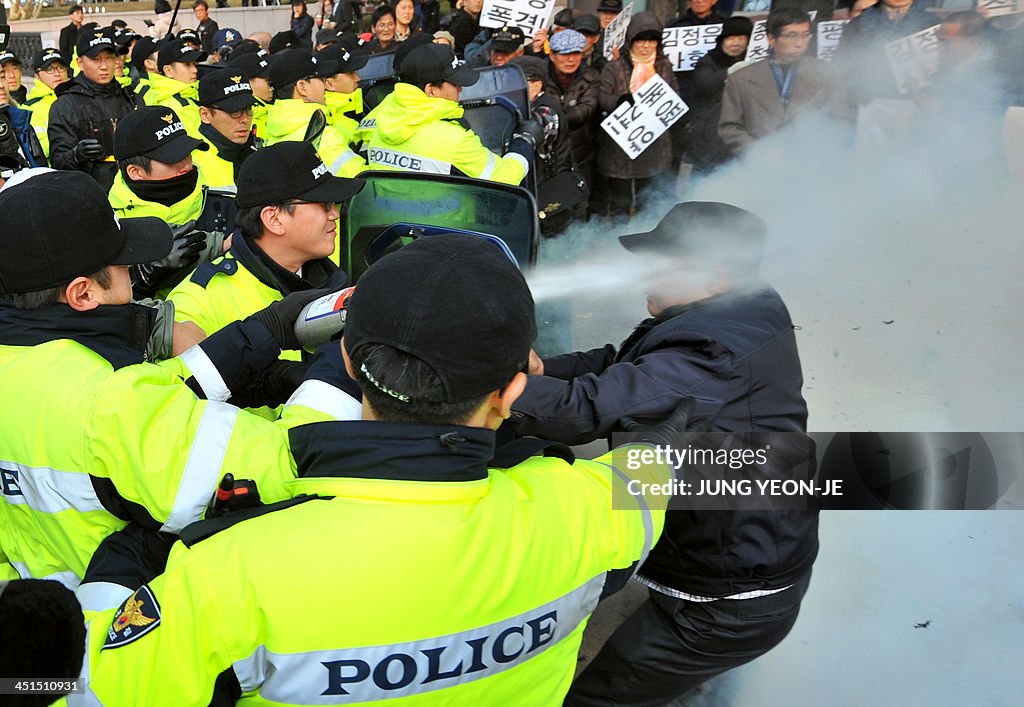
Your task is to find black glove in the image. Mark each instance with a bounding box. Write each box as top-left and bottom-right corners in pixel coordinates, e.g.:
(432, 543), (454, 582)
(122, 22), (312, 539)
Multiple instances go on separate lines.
(247, 289), (330, 351)
(229, 359), (309, 409)
(131, 221), (208, 293)
(615, 93), (635, 109)
(620, 398), (702, 448)
(512, 118), (544, 148)
(73, 138), (106, 163)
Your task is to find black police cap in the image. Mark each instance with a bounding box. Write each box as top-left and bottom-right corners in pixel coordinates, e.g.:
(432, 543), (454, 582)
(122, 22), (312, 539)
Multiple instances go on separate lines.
(113, 105), (209, 163)
(198, 69), (256, 112)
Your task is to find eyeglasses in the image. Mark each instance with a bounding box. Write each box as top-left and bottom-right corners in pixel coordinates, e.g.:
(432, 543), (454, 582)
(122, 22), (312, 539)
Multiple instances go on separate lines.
(778, 31), (812, 40)
(212, 106), (253, 119)
(299, 74), (324, 83)
(281, 200), (336, 212)
(39, 65), (67, 75)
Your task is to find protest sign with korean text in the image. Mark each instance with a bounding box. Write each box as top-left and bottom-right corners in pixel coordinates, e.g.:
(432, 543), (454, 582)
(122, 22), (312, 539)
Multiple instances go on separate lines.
(817, 20), (847, 61)
(480, 0), (555, 39)
(885, 24), (941, 95)
(746, 19), (769, 62)
(600, 74), (689, 159)
(976, 0), (1023, 17)
(602, 1), (634, 60)
(662, 24), (722, 72)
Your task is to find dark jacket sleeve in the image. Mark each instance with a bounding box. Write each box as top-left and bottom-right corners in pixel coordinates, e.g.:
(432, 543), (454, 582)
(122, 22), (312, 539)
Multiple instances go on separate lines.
(510, 344), (728, 445)
(542, 344), (617, 380)
(563, 71), (600, 128)
(47, 95), (84, 171)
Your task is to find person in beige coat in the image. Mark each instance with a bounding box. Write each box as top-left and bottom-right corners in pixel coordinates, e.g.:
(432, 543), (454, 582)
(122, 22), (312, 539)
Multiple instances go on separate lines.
(719, 7), (849, 154)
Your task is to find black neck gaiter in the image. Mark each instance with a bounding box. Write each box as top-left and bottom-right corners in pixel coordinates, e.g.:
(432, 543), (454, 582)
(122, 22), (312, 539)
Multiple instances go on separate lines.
(124, 167), (199, 207)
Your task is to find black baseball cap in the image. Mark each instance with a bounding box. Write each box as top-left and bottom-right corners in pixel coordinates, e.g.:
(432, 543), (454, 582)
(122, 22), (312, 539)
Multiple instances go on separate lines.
(491, 25), (526, 53)
(113, 28), (142, 48)
(157, 37), (207, 71)
(393, 32), (433, 72)
(32, 48), (65, 73)
(619, 202), (767, 272)
(235, 142), (364, 209)
(0, 51), (21, 67)
(553, 8), (575, 28)
(177, 28), (201, 46)
(344, 235), (536, 404)
(575, 14), (601, 36)
(509, 55), (546, 82)
(77, 28), (128, 59)
(268, 48), (324, 90)
(0, 171), (172, 294)
(131, 36), (159, 70)
(269, 30), (299, 54)
(316, 44), (369, 76)
(399, 43), (479, 88)
(198, 69), (256, 112)
(597, 0), (623, 12)
(316, 28), (341, 47)
(113, 106), (209, 163)
(227, 50), (270, 79)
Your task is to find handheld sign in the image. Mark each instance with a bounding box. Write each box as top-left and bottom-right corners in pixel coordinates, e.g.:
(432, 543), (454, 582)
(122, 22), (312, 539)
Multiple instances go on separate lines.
(480, 0), (555, 39)
(601, 74), (689, 159)
(662, 24), (723, 72)
(602, 2), (634, 61)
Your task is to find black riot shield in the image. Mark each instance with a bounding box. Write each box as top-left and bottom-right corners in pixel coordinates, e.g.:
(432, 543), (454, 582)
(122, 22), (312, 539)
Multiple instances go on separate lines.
(340, 170), (539, 282)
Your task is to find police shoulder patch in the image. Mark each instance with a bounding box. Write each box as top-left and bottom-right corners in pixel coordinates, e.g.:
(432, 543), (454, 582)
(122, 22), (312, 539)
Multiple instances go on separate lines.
(102, 585), (162, 650)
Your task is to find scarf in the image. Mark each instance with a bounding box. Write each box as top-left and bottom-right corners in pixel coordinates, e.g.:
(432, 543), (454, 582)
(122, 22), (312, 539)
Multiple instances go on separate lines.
(628, 50), (657, 94)
(124, 167), (199, 207)
(199, 121), (256, 179)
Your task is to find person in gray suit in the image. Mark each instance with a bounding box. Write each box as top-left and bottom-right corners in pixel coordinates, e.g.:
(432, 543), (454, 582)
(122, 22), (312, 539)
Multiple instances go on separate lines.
(718, 7), (850, 155)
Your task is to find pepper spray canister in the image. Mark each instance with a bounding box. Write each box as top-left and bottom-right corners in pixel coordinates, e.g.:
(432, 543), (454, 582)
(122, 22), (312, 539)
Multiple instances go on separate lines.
(293, 287), (356, 351)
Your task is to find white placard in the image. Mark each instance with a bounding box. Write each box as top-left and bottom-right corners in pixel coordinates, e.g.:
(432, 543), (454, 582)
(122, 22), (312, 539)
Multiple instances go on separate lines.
(600, 74), (689, 159)
(885, 24), (941, 95)
(662, 24), (722, 72)
(480, 0), (555, 39)
(976, 0), (1023, 17)
(817, 20), (848, 62)
(602, 1), (634, 60)
(746, 19), (769, 62)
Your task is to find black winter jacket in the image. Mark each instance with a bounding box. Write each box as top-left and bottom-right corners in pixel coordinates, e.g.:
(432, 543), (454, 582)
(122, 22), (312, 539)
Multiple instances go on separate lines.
(48, 74), (135, 193)
(510, 283), (818, 595)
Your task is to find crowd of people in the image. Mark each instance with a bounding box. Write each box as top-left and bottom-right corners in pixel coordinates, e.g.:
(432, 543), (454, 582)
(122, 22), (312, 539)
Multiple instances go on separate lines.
(0, 0), (1020, 705)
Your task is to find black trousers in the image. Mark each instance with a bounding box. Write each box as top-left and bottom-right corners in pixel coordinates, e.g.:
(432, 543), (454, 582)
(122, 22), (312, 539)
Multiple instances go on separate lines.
(565, 572), (812, 707)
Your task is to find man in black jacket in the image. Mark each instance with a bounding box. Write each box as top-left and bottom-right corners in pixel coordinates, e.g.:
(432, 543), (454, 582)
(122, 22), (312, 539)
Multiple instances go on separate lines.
(59, 5), (85, 65)
(511, 202), (818, 706)
(48, 27), (135, 192)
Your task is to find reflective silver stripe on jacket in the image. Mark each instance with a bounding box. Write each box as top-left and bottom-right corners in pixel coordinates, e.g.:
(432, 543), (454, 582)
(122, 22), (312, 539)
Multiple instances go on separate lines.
(179, 345), (232, 402)
(367, 147), (451, 174)
(328, 149), (362, 175)
(478, 152), (497, 179)
(233, 574), (605, 703)
(159, 401), (239, 533)
(75, 580), (134, 612)
(284, 379), (362, 421)
(10, 561), (81, 591)
(505, 152), (530, 176)
(1, 459), (106, 515)
(596, 457), (657, 569)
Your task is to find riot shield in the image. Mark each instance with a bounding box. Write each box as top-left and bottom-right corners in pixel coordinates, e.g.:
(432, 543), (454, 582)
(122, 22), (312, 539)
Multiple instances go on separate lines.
(341, 170), (539, 282)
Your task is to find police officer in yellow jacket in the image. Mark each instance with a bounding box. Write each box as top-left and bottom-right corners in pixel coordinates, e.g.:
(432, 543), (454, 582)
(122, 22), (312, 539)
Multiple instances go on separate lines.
(264, 48), (366, 179)
(226, 50), (273, 141)
(0, 171), (335, 610)
(22, 48), (70, 159)
(107, 106), (225, 297)
(194, 69), (259, 193)
(77, 233), (673, 706)
(364, 43), (540, 185)
(168, 142), (364, 416)
(317, 43), (367, 148)
(138, 38), (205, 139)
(193, 69), (261, 234)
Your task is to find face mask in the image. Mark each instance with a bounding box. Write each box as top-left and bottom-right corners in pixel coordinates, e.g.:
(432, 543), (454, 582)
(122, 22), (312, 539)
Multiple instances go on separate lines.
(124, 166), (199, 207)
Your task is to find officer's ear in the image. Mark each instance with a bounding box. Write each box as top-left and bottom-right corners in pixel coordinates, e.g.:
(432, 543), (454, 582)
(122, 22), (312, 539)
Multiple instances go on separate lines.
(63, 273), (108, 312)
(124, 162), (151, 181)
(493, 372), (527, 417)
(199, 106), (214, 125)
(341, 339), (355, 378)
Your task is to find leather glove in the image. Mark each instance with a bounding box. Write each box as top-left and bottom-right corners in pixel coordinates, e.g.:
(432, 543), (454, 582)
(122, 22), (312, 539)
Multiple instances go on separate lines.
(135, 298), (175, 361)
(512, 118), (544, 148)
(229, 359), (309, 409)
(73, 138), (106, 163)
(247, 289), (331, 351)
(198, 229), (228, 265)
(131, 221), (207, 293)
(615, 92), (635, 109)
(620, 398), (703, 448)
